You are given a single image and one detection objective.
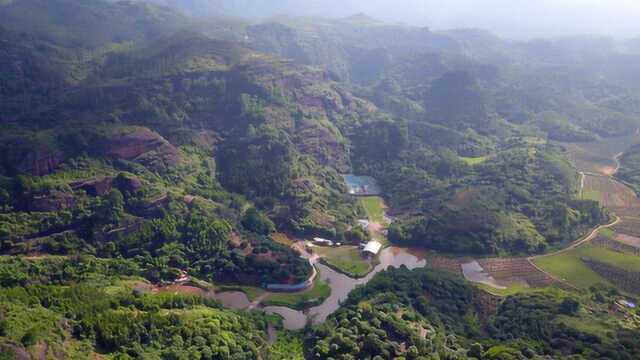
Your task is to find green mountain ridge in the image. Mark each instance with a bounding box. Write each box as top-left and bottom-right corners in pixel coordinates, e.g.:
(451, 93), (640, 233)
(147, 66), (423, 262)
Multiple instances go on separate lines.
(0, 0), (639, 358)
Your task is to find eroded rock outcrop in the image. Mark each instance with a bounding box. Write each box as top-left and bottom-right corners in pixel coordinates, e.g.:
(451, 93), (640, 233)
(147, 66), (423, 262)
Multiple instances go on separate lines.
(101, 128), (180, 170)
(70, 177), (114, 196)
(113, 173), (143, 193)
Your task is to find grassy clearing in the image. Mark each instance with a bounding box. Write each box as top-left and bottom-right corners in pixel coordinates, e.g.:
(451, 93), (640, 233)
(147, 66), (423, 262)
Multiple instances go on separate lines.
(460, 156), (489, 166)
(533, 243), (640, 289)
(103, 278), (147, 296)
(262, 279), (331, 310)
(533, 251), (609, 289)
(315, 246), (371, 277)
(555, 315), (612, 337)
(360, 196), (386, 223)
(360, 196), (389, 244)
(523, 137), (547, 145)
(581, 189), (603, 202)
(573, 244), (640, 272)
(475, 283), (535, 297)
(599, 228), (616, 239)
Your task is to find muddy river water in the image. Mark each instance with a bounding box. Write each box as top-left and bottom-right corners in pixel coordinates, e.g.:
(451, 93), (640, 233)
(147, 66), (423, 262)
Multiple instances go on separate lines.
(216, 246), (427, 330)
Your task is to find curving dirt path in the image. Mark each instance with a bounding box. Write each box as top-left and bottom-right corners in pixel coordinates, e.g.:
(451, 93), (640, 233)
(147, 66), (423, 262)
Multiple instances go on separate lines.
(529, 215), (621, 260)
(525, 146), (636, 290)
(465, 139), (638, 291)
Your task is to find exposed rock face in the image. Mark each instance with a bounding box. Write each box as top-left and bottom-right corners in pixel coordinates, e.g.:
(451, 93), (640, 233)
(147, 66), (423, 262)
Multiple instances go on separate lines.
(102, 128), (180, 169)
(69, 173), (142, 196)
(113, 173), (143, 193)
(70, 177), (114, 196)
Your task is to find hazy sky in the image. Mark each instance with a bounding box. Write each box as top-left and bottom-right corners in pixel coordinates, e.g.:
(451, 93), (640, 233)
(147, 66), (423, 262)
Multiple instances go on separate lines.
(228, 0), (640, 39)
(375, 0), (640, 39)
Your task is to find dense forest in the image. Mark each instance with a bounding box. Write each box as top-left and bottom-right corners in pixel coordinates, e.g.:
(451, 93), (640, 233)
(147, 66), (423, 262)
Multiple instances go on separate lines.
(0, 256), (277, 359)
(309, 266), (640, 359)
(1, 0), (640, 358)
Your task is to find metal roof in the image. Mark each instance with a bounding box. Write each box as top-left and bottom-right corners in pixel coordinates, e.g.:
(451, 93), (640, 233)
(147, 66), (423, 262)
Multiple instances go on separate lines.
(363, 241), (382, 255)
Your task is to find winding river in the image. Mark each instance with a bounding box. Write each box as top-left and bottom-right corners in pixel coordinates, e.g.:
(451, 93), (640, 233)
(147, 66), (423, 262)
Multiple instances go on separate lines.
(215, 245), (427, 330)
(214, 134), (640, 330)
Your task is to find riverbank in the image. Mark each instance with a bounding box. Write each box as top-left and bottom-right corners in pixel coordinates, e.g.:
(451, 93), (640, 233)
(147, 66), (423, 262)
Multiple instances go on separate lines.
(264, 246), (428, 329)
(213, 141), (636, 323)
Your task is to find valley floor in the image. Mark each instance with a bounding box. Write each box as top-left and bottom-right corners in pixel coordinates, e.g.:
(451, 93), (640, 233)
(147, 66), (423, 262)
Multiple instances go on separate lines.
(457, 134), (640, 296)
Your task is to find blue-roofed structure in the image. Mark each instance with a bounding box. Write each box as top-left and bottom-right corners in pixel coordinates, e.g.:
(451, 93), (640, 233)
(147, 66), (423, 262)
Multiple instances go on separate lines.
(343, 175), (382, 196)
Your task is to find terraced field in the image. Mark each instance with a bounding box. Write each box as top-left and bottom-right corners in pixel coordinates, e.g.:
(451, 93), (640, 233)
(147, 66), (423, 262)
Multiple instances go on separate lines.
(477, 257), (556, 288)
(561, 133), (640, 175)
(614, 217), (640, 237)
(532, 241), (640, 290)
(581, 174), (638, 210)
(465, 135), (640, 294)
(531, 135), (640, 294)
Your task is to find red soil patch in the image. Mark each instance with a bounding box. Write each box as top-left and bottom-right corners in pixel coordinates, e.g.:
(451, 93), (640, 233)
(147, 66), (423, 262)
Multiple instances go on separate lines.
(424, 253), (463, 275)
(584, 175), (639, 211)
(600, 165), (617, 176)
(615, 234), (640, 249)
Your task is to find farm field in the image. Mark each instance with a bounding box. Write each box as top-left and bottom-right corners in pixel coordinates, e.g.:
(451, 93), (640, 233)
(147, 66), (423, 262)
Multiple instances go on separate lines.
(581, 175), (637, 210)
(360, 196), (390, 244)
(360, 196), (386, 223)
(315, 246), (372, 277)
(615, 233), (640, 248)
(560, 134), (640, 175)
(533, 242), (640, 289)
(477, 257), (555, 287)
(554, 313), (619, 338)
(574, 243), (640, 272)
(614, 217), (640, 237)
(533, 248), (611, 289)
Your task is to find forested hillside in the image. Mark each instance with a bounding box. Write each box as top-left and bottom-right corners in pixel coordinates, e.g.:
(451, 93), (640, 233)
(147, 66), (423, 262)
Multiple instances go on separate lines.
(1, 0), (640, 358)
(308, 266), (640, 359)
(0, 0), (612, 257)
(0, 256), (276, 358)
(0, 22), (378, 286)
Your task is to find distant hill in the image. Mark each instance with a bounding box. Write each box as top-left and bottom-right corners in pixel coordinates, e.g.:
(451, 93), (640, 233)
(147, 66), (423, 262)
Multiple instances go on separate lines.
(0, 0), (189, 47)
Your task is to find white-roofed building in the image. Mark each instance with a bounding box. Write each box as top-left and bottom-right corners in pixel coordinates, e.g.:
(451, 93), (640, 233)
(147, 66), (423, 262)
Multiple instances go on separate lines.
(313, 237), (334, 246)
(362, 241), (382, 257)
